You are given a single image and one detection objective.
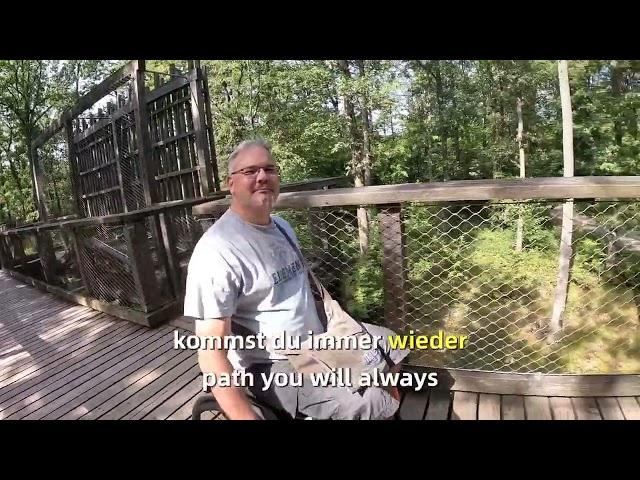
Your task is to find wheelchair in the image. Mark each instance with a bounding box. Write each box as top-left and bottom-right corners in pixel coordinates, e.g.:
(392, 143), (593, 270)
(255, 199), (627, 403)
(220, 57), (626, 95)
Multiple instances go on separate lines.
(191, 383), (308, 420)
(191, 381), (403, 420)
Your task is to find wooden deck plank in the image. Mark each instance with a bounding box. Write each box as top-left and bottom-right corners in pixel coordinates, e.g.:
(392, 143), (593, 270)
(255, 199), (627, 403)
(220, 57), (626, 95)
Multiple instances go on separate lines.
(60, 344), (189, 419)
(0, 320), (135, 398)
(524, 396), (552, 420)
(0, 310), (110, 372)
(596, 397), (625, 420)
(0, 301), (74, 344)
(77, 349), (193, 420)
(123, 364), (202, 420)
(100, 353), (198, 419)
(451, 392), (478, 420)
(502, 395), (525, 420)
(0, 318), (130, 396)
(572, 397), (602, 420)
(424, 390), (452, 420)
(0, 319), (129, 405)
(0, 309), (114, 367)
(145, 375), (204, 420)
(0, 306), (103, 360)
(3, 326), (160, 419)
(0, 323), (144, 413)
(398, 390), (429, 420)
(549, 397), (575, 420)
(44, 338), (178, 419)
(2, 272), (640, 422)
(617, 397), (640, 420)
(0, 290), (80, 316)
(166, 392), (206, 420)
(33, 332), (176, 419)
(478, 394), (501, 420)
(0, 300), (75, 340)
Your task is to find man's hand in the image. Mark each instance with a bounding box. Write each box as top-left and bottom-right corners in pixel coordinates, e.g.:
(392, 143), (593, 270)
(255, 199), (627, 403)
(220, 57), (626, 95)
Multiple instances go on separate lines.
(196, 317), (261, 420)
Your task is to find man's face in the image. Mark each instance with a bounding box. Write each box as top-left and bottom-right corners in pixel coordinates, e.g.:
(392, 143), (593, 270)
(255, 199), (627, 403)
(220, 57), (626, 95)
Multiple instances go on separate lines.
(228, 146), (280, 212)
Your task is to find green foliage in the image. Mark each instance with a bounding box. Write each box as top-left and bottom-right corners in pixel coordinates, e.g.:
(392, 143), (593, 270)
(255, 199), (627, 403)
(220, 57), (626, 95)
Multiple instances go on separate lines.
(342, 218), (384, 323)
(489, 202), (557, 251)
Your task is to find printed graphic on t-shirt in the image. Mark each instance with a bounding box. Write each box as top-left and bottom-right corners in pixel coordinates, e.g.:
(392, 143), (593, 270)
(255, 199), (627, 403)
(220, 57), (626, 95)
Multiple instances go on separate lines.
(269, 238), (304, 286)
(271, 259), (303, 285)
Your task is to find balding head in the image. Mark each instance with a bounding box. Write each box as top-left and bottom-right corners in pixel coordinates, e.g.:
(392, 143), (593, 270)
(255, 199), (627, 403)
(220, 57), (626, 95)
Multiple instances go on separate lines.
(227, 139), (273, 176)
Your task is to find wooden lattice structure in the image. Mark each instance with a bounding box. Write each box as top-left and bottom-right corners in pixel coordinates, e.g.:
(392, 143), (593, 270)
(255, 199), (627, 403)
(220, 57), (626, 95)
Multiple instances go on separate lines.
(41, 60), (220, 220)
(0, 60), (225, 326)
(0, 60), (349, 327)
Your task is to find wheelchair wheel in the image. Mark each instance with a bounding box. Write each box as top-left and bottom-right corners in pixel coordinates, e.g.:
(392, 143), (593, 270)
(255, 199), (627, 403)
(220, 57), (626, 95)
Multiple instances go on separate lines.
(191, 392), (291, 420)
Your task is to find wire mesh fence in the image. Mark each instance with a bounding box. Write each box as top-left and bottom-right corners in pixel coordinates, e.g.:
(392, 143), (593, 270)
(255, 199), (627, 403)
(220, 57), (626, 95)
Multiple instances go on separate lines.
(75, 222), (140, 308)
(116, 110), (146, 213)
(277, 199), (640, 374)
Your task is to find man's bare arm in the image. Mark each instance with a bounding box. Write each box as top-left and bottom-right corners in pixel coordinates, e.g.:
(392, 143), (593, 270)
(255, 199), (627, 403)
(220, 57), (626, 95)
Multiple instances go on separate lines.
(196, 317), (260, 420)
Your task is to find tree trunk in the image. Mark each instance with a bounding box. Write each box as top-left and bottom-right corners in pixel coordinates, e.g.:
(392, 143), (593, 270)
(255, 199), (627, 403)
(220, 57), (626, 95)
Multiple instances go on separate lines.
(27, 130), (49, 222)
(611, 61), (624, 147)
(550, 60), (575, 338)
(337, 60), (369, 254)
(516, 97), (526, 252)
(432, 61), (449, 181)
(6, 151), (28, 218)
(355, 60), (373, 188)
(49, 158), (61, 216)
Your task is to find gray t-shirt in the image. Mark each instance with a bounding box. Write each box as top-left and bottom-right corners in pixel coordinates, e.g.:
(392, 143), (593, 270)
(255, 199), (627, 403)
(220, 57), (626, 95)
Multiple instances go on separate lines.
(183, 209), (325, 370)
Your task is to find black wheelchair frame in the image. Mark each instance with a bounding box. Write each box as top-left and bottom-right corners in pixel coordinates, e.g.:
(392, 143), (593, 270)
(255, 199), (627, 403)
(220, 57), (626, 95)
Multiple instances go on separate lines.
(191, 384), (307, 420)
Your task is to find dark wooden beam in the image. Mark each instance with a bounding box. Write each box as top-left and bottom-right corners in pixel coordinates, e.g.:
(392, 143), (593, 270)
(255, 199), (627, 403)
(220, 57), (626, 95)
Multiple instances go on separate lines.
(379, 205), (407, 334)
(194, 176), (640, 212)
(403, 365), (640, 397)
(34, 62), (136, 147)
(188, 68), (214, 195)
(131, 60), (159, 206)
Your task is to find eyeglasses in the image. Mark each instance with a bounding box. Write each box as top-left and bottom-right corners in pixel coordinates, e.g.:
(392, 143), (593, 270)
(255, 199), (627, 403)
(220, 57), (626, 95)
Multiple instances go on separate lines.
(230, 165), (280, 177)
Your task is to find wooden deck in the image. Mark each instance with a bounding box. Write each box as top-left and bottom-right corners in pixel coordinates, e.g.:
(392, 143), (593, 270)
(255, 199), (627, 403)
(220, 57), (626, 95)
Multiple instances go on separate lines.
(0, 271), (202, 420)
(2, 270), (640, 420)
(397, 389), (640, 420)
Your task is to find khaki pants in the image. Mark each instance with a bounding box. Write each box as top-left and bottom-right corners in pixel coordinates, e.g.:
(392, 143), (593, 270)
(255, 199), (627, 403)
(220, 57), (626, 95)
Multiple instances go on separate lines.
(247, 322), (409, 420)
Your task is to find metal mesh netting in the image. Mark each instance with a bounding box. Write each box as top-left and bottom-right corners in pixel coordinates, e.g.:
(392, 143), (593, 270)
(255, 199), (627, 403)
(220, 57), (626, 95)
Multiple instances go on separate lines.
(76, 223), (140, 308)
(116, 111), (145, 212)
(75, 217), (173, 311)
(9, 231), (41, 279)
(149, 84), (203, 202)
(41, 228), (81, 291)
(75, 123), (122, 217)
(169, 207), (202, 253)
(277, 200), (640, 374)
(68, 76), (145, 217)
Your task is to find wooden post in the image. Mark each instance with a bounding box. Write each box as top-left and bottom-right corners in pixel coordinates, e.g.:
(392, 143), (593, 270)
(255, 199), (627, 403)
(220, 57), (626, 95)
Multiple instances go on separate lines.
(66, 227), (94, 295)
(9, 233), (25, 266)
(31, 145), (49, 222)
(111, 114), (128, 212)
(124, 219), (162, 312)
(188, 64), (214, 196)
(550, 60), (576, 337)
(131, 60), (159, 206)
(65, 120), (84, 216)
(379, 204), (407, 333)
(37, 230), (57, 285)
(0, 236), (7, 269)
(516, 97), (526, 253)
(158, 212), (182, 297)
(201, 65), (221, 192)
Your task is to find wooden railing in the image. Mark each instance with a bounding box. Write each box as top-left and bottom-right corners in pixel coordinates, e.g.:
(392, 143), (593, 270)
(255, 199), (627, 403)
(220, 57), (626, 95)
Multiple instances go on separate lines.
(0, 176), (350, 327)
(194, 176), (640, 375)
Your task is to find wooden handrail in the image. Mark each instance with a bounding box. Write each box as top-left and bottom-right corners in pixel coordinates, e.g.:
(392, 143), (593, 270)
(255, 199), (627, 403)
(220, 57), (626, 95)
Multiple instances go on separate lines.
(193, 176), (640, 214)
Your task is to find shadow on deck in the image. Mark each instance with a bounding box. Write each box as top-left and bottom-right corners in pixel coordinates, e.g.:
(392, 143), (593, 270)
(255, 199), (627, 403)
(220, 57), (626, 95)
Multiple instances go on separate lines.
(1, 270), (639, 420)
